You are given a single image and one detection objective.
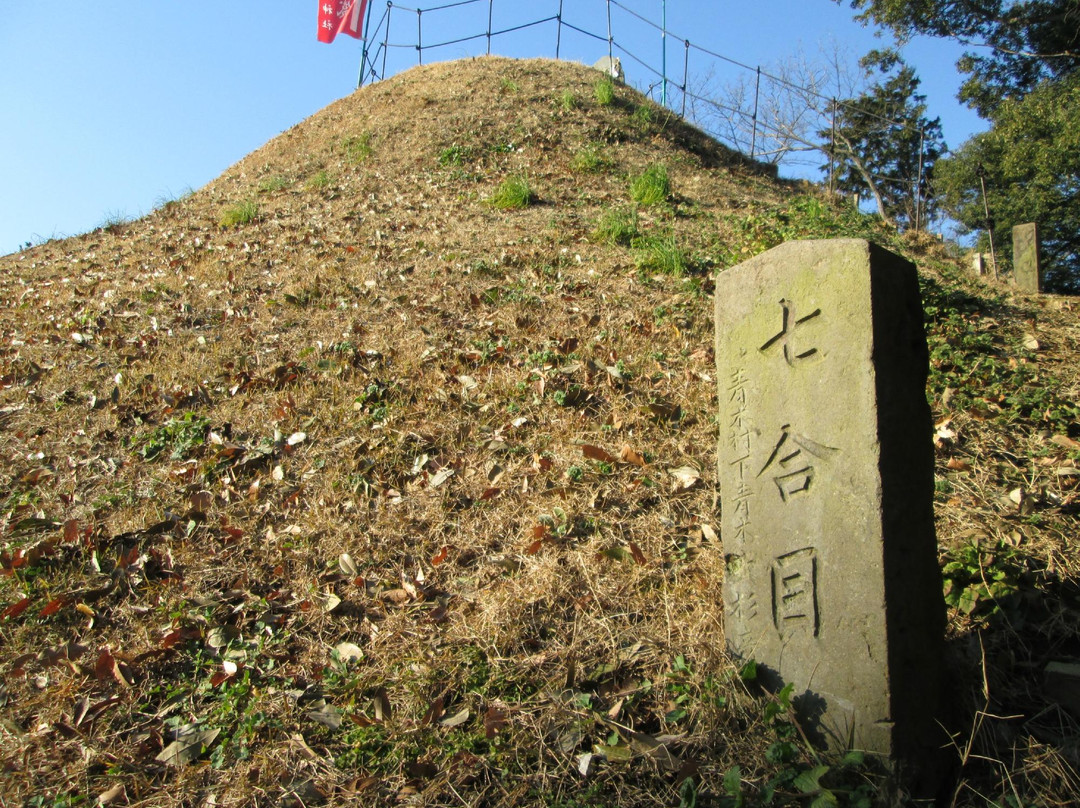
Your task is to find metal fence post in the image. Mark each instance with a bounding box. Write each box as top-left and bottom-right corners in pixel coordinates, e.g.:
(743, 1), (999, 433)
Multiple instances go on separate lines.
(358, 0), (376, 88)
(750, 66), (761, 159)
(661, 0), (667, 106)
(681, 39), (689, 117)
(556, 0), (563, 60)
(829, 98), (837, 197)
(487, 0), (493, 55)
(915, 127), (925, 232)
(606, 0), (613, 63)
(417, 8), (423, 65)
(381, 2), (392, 80)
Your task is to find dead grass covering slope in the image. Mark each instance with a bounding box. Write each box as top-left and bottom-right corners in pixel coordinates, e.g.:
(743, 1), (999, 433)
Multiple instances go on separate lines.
(0, 57), (1079, 807)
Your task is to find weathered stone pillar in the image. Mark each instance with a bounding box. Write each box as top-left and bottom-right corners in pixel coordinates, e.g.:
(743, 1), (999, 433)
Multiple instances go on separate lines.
(971, 252), (986, 277)
(715, 239), (944, 784)
(1012, 223), (1042, 293)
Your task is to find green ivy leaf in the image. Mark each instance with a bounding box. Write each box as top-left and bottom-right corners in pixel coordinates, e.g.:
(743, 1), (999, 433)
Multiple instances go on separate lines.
(793, 764), (830, 794)
(723, 765), (742, 796)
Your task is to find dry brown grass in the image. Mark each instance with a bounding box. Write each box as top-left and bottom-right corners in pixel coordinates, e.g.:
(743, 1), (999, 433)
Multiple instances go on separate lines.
(0, 57), (1078, 807)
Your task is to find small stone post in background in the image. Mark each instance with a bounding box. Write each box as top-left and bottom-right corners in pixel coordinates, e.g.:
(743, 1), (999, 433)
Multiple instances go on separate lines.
(971, 252), (986, 277)
(1012, 223), (1042, 293)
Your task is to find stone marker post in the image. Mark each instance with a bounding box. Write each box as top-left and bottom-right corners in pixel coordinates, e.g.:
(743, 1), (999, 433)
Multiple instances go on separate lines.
(715, 240), (944, 781)
(971, 252), (986, 277)
(1013, 223), (1042, 293)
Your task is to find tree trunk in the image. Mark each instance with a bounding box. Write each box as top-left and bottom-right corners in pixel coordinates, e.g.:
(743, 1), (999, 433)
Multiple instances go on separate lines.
(833, 128), (895, 227)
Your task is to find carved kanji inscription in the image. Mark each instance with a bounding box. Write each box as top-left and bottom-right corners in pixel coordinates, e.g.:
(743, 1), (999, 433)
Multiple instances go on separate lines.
(771, 547), (818, 638)
(758, 424), (838, 502)
(759, 299), (822, 366)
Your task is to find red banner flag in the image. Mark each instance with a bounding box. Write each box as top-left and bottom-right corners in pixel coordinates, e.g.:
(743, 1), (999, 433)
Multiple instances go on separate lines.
(318, 0), (368, 44)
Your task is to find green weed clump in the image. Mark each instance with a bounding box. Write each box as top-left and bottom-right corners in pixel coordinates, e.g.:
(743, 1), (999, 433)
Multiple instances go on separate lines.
(630, 164), (670, 206)
(558, 89), (577, 111)
(137, 412), (211, 461)
(571, 144), (613, 174)
(257, 175), (289, 193)
(633, 231), (687, 276)
(306, 170), (331, 190)
(941, 537), (1028, 620)
(594, 76), (615, 106)
(721, 194), (888, 265)
(921, 277), (1080, 430)
(439, 144), (475, 167)
(219, 200), (258, 228)
(632, 104), (653, 127)
(721, 666), (881, 806)
(591, 206), (639, 246)
(343, 132), (373, 163)
(487, 175), (533, 210)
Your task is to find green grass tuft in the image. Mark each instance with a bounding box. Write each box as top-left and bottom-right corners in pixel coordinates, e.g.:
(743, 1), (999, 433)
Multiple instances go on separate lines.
(559, 89), (577, 111)
(487, 175), (534, 210)
(630, 164), (670, 206)
(632, 104), (653, 127)
(594, 76), (615, 106)
(571, 144), (613, 174)
(257, 175), (289, 193)
(591, 206), (639, 246)
(219, 200), (258, 228)
(439, 144), (475, 167)
(306, 170), (331, 190)
(343, 132), (373, 163)
(633, 231), (687, 276)
(97, 210), (130, 234)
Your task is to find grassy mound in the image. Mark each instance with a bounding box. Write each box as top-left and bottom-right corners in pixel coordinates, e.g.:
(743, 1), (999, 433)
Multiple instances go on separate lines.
(1, 57), (1079, 807)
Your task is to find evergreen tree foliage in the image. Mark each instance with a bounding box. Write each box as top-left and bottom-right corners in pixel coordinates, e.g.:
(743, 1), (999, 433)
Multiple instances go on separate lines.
(845, 0), (1080, 116)
(843, 0), (1080, 289)
(821, 51), (945, 229)
(935, 72), (1080, 292)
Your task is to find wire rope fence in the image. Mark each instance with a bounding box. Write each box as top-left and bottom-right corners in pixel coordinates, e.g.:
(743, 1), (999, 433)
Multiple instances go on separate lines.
(352, 0), (938, 230)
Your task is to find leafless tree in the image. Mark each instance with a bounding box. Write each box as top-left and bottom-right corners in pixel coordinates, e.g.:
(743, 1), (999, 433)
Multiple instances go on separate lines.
(686, 43), (863, 170)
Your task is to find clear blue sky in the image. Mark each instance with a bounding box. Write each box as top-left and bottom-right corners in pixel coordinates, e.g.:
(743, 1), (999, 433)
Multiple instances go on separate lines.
(0, 1), (983, 256)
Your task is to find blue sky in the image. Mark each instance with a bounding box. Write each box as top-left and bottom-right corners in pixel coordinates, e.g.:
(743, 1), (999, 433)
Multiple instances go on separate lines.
(0, 1), (984, 256)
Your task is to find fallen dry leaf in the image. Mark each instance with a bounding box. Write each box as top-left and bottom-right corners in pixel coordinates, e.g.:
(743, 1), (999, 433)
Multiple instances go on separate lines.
(339, 552), (358, 577)
(373, 688), (392, 722)
(934, 419), (957, 446)
(440, 708), (470, 728)
(484, 705), (508, 738)
(1, 596), (31, 621)
(188, 490), (212, 513)
(582, 444), (615, 463)
(97, 783), (128, 806)
(1051, 434), (1080, 450)
(94, 648), (129, 688)
(429, 467), (454, 487)
(421, 696), (445, 726)
(335, 641), (364, 662)
(382, 588), (411, 605)
(667, 465), (701, 490)
(155, 725), (220, 767)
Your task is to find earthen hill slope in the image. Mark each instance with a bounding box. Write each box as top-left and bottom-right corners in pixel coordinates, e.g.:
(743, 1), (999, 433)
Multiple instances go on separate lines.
(2, 57), (1079, 806)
